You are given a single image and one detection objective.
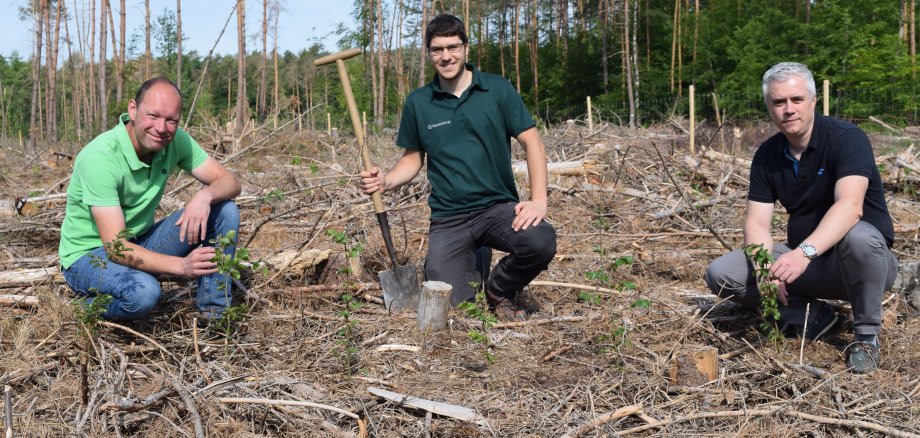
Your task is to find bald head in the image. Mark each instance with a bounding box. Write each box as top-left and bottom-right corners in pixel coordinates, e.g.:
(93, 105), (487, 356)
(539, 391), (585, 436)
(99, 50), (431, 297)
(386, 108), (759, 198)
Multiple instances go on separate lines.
(134, 77), (183, 111)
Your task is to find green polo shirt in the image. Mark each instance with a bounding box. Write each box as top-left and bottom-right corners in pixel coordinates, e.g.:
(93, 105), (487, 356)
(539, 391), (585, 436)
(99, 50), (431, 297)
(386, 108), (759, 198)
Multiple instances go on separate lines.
(59, 113), (208, 269)
(396, 64), (536, 217)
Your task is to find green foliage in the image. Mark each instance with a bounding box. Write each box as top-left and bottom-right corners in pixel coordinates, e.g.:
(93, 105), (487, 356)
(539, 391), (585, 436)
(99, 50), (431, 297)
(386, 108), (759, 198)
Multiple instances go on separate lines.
(73, 292), (114, 338)
(336, 293), (362, 375)
(458, 284), (497, 365)
(208, 231), (265, 343)
(744, 243), (783, 345)
(212, 304), (251, 341)
(630, 298), (652, 309)
(261, 188), (285, 204)
(326, 229), (363, 275)
(577, 290), (602, 306)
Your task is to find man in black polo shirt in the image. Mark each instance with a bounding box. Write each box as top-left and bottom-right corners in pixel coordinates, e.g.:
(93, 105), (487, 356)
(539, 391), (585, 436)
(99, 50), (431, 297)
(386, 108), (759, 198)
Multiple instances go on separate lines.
(359, 14), (556, 321)
(705, 62), (897, 373)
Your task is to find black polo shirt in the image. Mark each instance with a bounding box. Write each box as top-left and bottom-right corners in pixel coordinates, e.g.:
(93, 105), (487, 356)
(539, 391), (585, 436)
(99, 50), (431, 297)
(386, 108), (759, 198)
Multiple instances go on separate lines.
(748, 114), (894, 248)
(396, 64), (536, 217)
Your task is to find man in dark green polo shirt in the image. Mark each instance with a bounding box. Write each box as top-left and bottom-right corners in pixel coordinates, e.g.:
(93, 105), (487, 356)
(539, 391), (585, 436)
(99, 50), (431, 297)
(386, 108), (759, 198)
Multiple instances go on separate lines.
(360, 14), (556, 321)
(60, 77), (242, 322)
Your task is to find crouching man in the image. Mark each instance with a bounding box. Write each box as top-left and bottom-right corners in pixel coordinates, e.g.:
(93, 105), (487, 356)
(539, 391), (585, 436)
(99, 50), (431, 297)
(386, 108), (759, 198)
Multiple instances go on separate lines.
(705, 62), (898, 373)
(59, 77), (241, 322)
(359, 14), (556, 321)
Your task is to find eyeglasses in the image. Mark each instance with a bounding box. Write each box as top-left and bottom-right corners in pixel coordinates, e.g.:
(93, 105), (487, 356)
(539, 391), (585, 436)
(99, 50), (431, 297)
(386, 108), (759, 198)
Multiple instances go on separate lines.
(428, 43), (465, 58)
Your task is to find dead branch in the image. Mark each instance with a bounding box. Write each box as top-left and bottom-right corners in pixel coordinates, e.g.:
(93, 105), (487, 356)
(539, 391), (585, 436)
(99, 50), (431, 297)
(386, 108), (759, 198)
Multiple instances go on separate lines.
(561, 403), (643, 438)
(0, 294), (39, 308)
(367, 386), (489, 428)
(218, 397), (359, 419)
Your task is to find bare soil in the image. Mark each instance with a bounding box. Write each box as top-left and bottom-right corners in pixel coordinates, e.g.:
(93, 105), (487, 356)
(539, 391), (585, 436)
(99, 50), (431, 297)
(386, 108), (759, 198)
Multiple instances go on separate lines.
(1, 120), (919, 437)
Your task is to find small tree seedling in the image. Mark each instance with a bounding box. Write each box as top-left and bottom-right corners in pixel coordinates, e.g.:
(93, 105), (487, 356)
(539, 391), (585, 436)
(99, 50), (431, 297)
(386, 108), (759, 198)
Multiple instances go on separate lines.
(744, 243), (783, 345)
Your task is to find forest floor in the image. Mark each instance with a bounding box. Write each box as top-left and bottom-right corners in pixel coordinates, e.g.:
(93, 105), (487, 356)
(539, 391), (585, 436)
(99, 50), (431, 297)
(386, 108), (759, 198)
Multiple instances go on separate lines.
(1, 118), (920, 437)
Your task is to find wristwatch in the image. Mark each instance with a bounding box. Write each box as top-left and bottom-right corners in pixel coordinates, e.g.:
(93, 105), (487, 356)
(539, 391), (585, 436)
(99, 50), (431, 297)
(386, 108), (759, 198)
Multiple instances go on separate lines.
(798, 242), (818, 259)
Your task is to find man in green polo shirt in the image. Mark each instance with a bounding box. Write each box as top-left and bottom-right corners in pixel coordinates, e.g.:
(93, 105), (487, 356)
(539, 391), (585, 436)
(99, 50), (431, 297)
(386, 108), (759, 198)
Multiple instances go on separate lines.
(360, 14), (556, 321)
(59, 77), (241, 322)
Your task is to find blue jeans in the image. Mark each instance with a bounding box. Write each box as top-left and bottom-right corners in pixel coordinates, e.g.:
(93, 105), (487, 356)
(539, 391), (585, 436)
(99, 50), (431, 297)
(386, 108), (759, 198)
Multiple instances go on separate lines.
(63, 201), (241, 321)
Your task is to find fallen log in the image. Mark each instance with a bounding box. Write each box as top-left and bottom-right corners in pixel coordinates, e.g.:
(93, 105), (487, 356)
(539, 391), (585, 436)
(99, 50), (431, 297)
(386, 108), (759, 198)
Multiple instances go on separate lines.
(0, 267), (63, 288)
(512, 160), (596, 177)
(0, 294), (39, 308)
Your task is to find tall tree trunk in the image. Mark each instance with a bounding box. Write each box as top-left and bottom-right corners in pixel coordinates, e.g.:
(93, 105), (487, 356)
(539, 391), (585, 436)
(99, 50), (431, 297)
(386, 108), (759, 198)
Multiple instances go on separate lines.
(498, 5), (506, 77)
(50, 0), (62, 141)
(513, 0), (520, 92)
(633, 0), (641, 125)
(376, 0), (385, 126)
(624, 0), (635, 128)
(600, 0), (608, 94)
(272, 1), (279, 129)
(89, 0), (97, 131)
(395, 0), (406, 108)
(234, 0), (248, 140)
(676, 0), (683, 96)
(367, 0), (378, 129)
(118, 0), (125, 101)
(418, 0), (428, 87)
(144, 0), (151, 78)
(99, 0), (108, 129)
(691, 0), (699, 80)
(176, 0), (182, 89)
(28, 0), (45, 152)
(63, 1), (83, 141)
(530, 0), (538, 105)
(258, 0), (267, 123)
(670, 0), (678, 93)
(910, 0), (916, 80)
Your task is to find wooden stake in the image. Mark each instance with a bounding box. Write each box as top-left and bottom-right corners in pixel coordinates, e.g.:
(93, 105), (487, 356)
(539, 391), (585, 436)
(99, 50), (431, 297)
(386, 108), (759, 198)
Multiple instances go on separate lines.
(823, 79), (829, 116)
(711, 92), (724, 152)
(4, 384), (12, 438)
(417, 281), (452, 332)
(326, 112), (331, 136)
(586, 96), (593, 131)
(689, 84), (695, 154)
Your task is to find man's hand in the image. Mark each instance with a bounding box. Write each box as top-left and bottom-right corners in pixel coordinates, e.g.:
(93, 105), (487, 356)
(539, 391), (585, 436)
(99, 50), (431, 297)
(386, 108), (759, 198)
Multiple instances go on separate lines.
(775, 280), (789, 306)
(512, 200), (547, 231)
(769, 249), (810, 285)
(175, 190), (213, 244)
(179, 246), (218, 277)
(359, 166), (385, 195)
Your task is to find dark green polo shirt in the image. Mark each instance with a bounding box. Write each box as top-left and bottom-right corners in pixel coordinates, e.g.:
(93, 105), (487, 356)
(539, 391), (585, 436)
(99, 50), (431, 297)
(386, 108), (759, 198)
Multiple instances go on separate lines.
(396, 64), (536, 217)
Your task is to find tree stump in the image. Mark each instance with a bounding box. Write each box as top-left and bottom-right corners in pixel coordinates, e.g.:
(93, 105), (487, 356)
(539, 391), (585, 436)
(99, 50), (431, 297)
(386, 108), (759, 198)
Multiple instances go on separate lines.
(668, 346), (718, 386)
(417, 281), (452, 332)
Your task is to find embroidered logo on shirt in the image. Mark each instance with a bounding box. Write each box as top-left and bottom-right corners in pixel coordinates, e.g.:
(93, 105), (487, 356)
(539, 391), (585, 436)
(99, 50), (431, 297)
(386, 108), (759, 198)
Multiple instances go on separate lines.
(428, 120), (451, 130)
(817, 168), (825, 176)
(161, 169), (167, 174)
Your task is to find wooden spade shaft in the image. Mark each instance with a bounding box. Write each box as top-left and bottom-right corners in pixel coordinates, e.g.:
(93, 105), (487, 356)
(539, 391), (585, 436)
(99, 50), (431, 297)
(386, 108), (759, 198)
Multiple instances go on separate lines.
(315, 49), (399, 268)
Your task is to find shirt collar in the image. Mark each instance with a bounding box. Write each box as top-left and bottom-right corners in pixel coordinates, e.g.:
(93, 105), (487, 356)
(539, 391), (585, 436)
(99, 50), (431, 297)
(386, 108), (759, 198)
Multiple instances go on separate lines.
(116, 113), (149, 170)
(430, 63), (487, 97)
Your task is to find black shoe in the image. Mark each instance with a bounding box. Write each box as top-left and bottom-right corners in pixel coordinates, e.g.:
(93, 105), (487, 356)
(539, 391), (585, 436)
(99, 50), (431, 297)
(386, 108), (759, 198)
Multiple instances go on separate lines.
(845, 341), (880, 374)
(782, 304), (839, 341)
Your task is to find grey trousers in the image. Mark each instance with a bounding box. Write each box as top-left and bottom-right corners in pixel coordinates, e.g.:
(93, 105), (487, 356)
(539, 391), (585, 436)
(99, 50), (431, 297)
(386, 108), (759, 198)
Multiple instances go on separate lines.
(426, 202), (557, 305)
(705, 221), (898, 336)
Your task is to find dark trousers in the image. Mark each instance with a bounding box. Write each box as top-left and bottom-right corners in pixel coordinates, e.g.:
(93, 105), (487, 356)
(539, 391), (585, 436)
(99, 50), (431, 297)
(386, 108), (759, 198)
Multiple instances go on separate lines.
(705, 221), (898, 336)
(426, 202), (557, 305)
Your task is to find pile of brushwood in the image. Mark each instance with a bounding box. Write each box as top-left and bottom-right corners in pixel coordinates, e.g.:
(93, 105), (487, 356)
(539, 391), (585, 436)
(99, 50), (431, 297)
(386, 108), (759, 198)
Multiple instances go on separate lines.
(1, 117), (919, 437)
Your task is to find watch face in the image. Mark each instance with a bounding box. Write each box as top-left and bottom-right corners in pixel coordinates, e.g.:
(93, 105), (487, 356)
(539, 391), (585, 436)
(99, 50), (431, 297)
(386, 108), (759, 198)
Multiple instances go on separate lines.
(801, 244), (817, 258)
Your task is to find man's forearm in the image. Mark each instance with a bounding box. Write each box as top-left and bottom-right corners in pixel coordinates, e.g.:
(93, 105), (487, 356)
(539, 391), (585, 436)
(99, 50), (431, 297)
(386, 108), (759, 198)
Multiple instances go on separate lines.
(106, 240), (183, 276)
(800, 201), (861, 255)
(383, 153), (423, 192)
(201, 173), (241, 204)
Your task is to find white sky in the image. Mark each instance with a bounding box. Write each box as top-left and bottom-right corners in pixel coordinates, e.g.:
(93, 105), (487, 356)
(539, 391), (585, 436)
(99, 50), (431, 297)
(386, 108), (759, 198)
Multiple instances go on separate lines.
(0, 0), (353, 59)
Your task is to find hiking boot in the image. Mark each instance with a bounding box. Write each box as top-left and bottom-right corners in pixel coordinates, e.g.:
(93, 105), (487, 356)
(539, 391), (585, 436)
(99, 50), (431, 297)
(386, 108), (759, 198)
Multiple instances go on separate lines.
(782, 304), (839, 341)
(845, 341), (880, 374)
